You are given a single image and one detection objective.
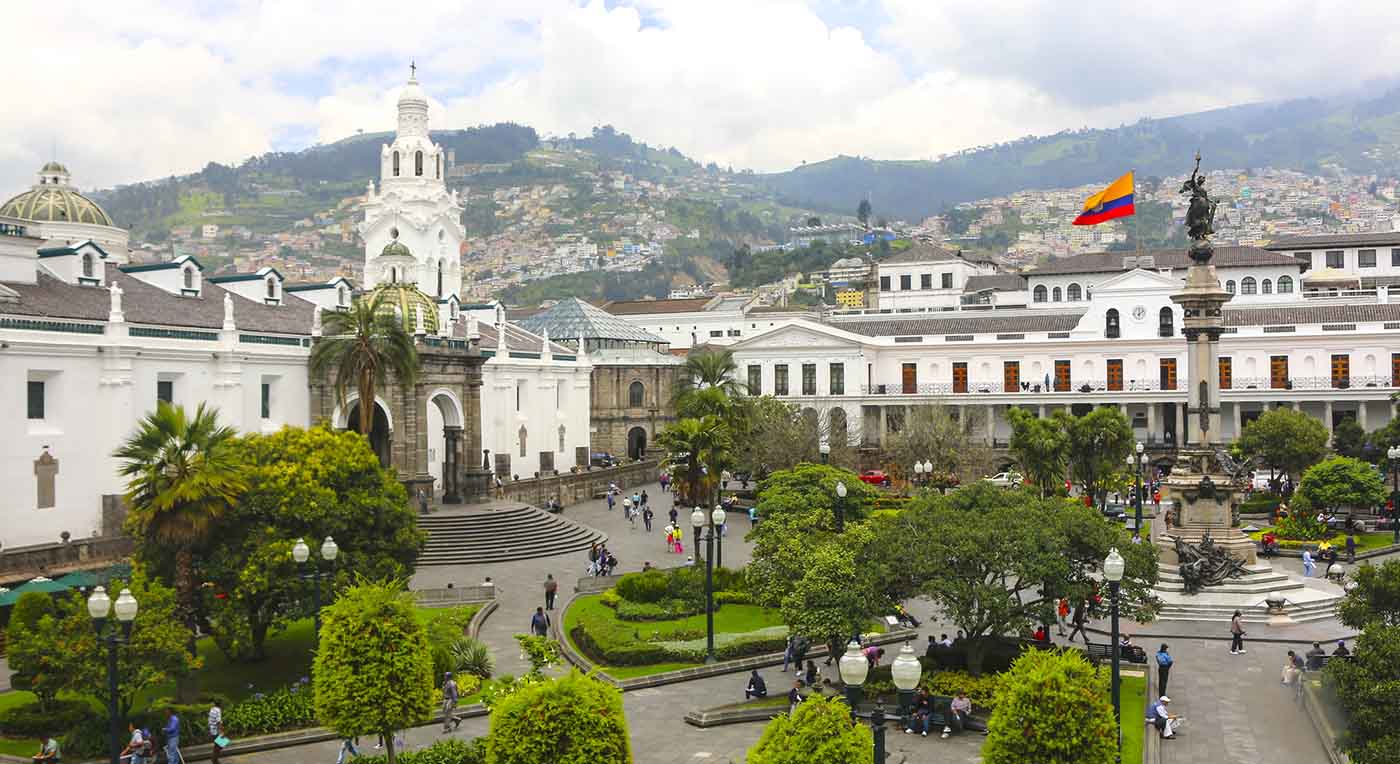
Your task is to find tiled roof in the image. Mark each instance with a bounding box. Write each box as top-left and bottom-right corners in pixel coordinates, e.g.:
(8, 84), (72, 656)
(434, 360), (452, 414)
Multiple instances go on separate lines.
(1265, 232), (1400, 250)
(517, 297), (668, 344)
(459, 321), (575, 355)
(964, 274), (1027, 292)
(1025, 246), (1298, 276)
(878, 241), (964, 265)
(601, 297), (712, 315)
(1224, 302), (1400, 327)
(0, 263), (314, 334)
(831, 310), (1085, 337)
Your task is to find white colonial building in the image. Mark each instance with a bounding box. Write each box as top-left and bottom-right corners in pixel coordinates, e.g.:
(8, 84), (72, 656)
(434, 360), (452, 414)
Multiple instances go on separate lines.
(0, 162), (131, 261)
(600, 294), (819, 350)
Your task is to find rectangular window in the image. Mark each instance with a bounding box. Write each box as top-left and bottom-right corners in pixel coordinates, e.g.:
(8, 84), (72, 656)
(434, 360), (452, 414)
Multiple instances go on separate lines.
(1003, 361), (1020, 393)
(1393, 249), (1400, 268)
(1359, 249), (1377, 268)
(157, 380), (174, 404)
(515, 380), (524, 411)
(1106, 359), (1123, 392)
(829, 363), (844, 396)
(902, 363), (918, 394)
(747, 365), (761, 396)
(802, 364), (816, 396)
(879, 275), (890, 291)
(952, 362), (968, 394)
(1054, 360), (1071, 392)
(899, 274), (912, 291)
(1159, 358), (1177, 390)
(1219, 357), (1232, 390)
(27, 380), (44, 420)
(1326, 250), (1344, 269)
(941, 272), (953, 289)
(920, 273), (932, 290)
(709, 330), (723, 338)
(1332, 354), (1350, 388)
(260, 382), (271, 419)
(774, 365), (789, 396)
(1270, 355), (1289, 390)
(1295, 252), (1312, 272)
(1394, 354), (1400, 387)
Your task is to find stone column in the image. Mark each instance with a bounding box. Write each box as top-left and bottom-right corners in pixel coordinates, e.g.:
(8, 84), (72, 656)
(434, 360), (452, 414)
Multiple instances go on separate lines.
(1359, 400), (1369, 431)
(1174, 404), (1185, 444)
(1324, 401), (1334, 437)
(986, 405), (996, 444)
(1038, 404), (1047, 419)
(879, 405), (888, 447)
(1232, 402), (1242, 441)
(1147, 402), (1158, 440)
(442, 426), (463, 504)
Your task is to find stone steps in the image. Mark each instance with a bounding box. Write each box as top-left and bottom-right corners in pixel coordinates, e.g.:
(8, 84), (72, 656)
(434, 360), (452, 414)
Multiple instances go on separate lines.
(1154, 597), (1340, 624)
(1155, 563), (1304, 594)
(418, 506), (608, 565)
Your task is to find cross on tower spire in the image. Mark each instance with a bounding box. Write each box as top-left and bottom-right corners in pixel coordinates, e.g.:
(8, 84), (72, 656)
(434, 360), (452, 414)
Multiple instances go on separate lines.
(409, 60), (416, 80)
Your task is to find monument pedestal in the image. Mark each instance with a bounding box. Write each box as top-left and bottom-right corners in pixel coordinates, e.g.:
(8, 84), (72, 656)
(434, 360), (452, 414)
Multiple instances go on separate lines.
(1156, 448), (1257, 566)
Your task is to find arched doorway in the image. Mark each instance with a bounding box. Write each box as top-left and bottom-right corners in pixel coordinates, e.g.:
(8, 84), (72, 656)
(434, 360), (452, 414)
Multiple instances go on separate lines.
(346, 400), (392, 467)
(427, 392), (464, 503)
(830, 408), (849, 446)
(627, 426), (647, 461)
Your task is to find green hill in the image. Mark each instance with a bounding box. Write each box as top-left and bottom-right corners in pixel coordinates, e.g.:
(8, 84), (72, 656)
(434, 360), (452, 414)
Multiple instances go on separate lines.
(757, 88), (1400, 220)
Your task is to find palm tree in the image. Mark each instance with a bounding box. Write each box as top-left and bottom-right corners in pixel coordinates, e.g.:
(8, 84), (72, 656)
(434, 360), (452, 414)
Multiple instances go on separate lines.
(656, 415), (733, 511)
(114, 402), (246, 652)
(675, 349), (742, 420)
(309, 292), (419, 434)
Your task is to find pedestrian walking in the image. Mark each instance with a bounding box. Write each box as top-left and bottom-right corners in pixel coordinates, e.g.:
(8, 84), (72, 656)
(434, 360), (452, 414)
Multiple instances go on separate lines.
(1230, 610), (1247, 654)
(531, 607), (551, 637)
(641, 489), (649, 508)
(1346, 533), (1357, 563)
(607, 493), (615, 512)
(642, 505), (654, 532)
(208, 701), (225, 764)
(782, 636), (795, 672)
(1067, 600), (1087, 643)
(163, 708), (182, 764)
(440, 672), (461, 733)
(1156, 644), (1173, 696)
(1056, 597), (1070, 636)
(335, 738), (360, 764)
(669, 507), (678, 525)
(544, 574), (557, 611)
(1302, 549), (1316, 577)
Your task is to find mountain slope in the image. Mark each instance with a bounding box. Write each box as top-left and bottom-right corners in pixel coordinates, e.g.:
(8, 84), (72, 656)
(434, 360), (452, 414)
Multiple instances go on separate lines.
(758, 88), (1400, 220)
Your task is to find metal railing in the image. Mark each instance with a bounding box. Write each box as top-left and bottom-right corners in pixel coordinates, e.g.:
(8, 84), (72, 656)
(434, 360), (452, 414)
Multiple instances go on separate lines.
(857, 379), (1184, 396)
(1228, 376), (1394, 391)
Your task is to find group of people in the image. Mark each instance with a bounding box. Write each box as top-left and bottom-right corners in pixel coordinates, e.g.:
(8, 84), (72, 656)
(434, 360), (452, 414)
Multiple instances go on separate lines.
(904, 688), (982, 738)
(587, 542), (618, 577)
(61, 706), (225, 764)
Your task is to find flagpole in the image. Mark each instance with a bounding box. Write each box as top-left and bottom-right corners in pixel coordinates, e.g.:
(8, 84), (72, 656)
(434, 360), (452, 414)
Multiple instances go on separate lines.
(1133, 167), (1141, 253)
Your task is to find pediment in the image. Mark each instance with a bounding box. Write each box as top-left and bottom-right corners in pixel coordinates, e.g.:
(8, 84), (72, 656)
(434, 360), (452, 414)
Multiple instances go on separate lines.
(1090, 267), (1182, 293)
(735, 320), (864, 350)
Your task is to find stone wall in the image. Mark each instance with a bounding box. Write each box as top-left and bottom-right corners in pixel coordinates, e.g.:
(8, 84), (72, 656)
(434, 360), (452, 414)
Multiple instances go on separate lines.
(499, 459), (659, 507)
(590, 363), (680, 460)
(0, 535), (135, 582)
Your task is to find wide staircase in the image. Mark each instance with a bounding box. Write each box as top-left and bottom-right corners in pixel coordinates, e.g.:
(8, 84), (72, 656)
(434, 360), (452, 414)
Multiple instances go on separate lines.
(1153, 562), (1343, 624)
(418, 504), (608, 566)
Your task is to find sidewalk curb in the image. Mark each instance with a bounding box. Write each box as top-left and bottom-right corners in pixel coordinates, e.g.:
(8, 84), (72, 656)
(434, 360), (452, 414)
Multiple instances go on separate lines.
(1086, 625), (1357, 646)
(467, 598), (499, 641)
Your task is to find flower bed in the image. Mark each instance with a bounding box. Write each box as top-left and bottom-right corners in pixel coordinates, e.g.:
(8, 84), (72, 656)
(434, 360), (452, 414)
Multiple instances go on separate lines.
(566, 594), (788, 667)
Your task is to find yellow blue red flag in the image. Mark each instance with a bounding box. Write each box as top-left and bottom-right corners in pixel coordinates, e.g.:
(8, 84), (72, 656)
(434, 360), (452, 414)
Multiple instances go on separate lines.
(1073, 172), (1135, 226)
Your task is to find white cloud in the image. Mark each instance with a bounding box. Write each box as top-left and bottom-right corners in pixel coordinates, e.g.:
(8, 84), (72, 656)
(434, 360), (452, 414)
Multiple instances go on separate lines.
(3, 0), (1399, 199)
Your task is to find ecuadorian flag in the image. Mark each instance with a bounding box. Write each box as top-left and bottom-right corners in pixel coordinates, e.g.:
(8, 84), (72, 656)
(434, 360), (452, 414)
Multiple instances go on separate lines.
(1072, 172), (1135, 226)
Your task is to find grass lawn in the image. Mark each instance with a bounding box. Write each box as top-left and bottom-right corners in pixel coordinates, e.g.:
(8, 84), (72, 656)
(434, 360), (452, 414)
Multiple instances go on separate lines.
(601, 662), (703, 680)
(1120, 673), (1146, 764)
(1247, 527), (1393, 551)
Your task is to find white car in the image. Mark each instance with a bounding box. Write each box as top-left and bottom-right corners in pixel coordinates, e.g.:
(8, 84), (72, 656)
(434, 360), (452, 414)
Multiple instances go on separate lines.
(983, 471), (1023, 488)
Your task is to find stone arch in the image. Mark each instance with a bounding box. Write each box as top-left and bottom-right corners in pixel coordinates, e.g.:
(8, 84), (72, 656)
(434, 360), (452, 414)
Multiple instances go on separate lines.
(628, 380), (645, 407)
(1052, 286), (1063, 302)
(627, 426), (648, 460)
(1067, 283), (1082, 301)
(415, 150), (424, 177)
(829, 407), (849, 446)
(427, 389), (464, 502)
(81, 252), (94, 278)
(344, 397), (393, 467)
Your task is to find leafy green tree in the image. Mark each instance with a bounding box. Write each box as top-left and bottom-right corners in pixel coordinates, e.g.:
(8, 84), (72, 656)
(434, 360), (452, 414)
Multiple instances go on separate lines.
(1238, 407), (1329, 486)
(1327, 624), (1400, 764)
(1338, 558), (1400, 629)
(513, 635), (562, 676)
(1296, 456), (1387, 518)
(1006, 407), (1069, 497)
(309, 292), (419, 435)
(747, 694), (872, 764)
(656, 415), (732, 509)
(881, 404), (994, 485)
(866, 483), (1158, 673)
(1367, 417), (1400, 464)
(1332, 419), (1369, 460)
(314, 581), (436, 764)
(982, 649), (1116, 764)
(115, 401), (246, 687)
(1063, 407), (1134, 508)
(731, 397), (831, 475)
(780, 543), (880, 654)
(675, 349), (742, 403)
(485, 670), (631, 764)
(856, 198), (872, 226)
(185, 426), (422, 662)
(6, 594), (66, 709)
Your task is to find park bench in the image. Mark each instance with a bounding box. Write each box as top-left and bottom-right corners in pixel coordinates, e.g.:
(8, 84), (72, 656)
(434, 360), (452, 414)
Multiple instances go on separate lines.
(1306, 653), (1352, 671)
(1084, 641), (1147, 664)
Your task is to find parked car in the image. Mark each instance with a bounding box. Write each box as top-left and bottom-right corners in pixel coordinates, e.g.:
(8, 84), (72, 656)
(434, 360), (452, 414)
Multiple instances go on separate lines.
(982, 471), (1023, 488)
(859, 470), (891, 487)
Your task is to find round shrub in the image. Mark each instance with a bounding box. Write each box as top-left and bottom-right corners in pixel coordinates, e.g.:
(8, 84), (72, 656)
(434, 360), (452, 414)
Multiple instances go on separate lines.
(614, 570), (669, 604)
(486, 670), (631, 764)
(982, 649), (1116, 764)
(747, 694), (871, 764)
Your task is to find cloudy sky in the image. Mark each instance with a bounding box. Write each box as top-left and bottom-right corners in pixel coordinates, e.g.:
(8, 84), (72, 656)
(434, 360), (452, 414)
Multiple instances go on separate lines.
(4, 0), (1400, 196)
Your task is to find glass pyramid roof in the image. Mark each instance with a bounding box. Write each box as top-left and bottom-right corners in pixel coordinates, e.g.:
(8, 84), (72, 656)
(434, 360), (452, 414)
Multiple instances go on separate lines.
(517, 297), (668, 344)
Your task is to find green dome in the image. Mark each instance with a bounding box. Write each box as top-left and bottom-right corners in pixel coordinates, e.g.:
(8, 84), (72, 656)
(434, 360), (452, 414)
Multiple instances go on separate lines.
(381, 239), (412, 258)
(1, 185), (114, 226)
(367, 283), (438, 334)
(40, 161), (68, 174)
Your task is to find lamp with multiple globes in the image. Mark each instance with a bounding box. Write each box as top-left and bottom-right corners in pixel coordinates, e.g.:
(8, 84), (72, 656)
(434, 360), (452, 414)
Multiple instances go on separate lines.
(89, 586), (139, 764)
(1104, 547), (1126, 761)
(293, 535), (338, 636)
(691, 507), (726, 663)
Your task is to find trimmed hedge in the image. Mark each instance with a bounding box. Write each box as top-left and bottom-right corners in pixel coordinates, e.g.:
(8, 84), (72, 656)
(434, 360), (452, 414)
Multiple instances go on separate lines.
(0, 698), (94, 737)
(350, 738), (487, 764)
(614, 570), (669, 603)
(486, 671), (630, 764)
(614, 598), (701, 621)
(223, 680), (317, 736)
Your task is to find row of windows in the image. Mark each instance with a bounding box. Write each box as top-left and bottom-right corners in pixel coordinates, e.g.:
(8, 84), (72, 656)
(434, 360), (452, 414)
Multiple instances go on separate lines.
(1032, 283), (1091, 303)
(390, 150), (440, 179)
(1294, 249), (1400, 271)
(27, 379), (275, 420)
(1224, 275), (1294, 295)
(747, 363), (844, 396)
(880, 273), (955, 291)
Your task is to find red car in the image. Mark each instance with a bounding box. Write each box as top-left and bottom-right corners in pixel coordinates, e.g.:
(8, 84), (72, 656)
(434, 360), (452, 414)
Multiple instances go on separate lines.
(859, 470), (891, 487)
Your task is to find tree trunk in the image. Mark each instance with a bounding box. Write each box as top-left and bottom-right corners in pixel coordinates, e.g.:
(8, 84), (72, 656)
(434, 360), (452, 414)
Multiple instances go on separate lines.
(384, 729), (396, 764)
(965, 638), (989, 677)
(358, 373), (375, 435)
(175, 545), (200, 702)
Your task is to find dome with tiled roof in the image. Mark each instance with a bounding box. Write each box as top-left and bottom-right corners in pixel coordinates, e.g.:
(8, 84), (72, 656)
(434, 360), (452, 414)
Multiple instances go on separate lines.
(366, 282), (438, 334)
(0, 162), (114, 227)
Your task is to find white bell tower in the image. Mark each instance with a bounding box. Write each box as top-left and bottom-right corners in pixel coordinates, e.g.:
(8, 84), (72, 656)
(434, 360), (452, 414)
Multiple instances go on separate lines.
(360, 63), (466, 299)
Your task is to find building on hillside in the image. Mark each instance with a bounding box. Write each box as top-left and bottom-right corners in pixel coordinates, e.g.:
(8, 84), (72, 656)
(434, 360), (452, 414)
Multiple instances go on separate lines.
(872, 242), (999, 311)
(789, 223), (864, 248)
(728, 261), (1400, 455)
(835, 289), (866, 309)
(518, 298), (682, 461)
(1264, 233), (1400, 292)
(1024, 247), (1303, 307)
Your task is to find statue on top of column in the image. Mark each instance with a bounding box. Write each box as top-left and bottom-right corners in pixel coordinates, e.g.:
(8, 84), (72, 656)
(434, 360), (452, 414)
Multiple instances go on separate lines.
(1180, 151), (1218, 262)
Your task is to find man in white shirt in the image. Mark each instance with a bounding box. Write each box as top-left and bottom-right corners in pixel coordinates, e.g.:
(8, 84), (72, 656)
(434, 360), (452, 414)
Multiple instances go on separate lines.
(122, 724), (145, 764)
(1150, 695), (1182, 738)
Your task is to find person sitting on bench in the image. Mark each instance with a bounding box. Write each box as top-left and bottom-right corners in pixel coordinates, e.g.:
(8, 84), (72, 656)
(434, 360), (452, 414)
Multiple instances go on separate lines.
(904, 689), (933, 737)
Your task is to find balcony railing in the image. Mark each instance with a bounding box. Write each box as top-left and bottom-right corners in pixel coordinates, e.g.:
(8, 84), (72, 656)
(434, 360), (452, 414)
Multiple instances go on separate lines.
(858, 379), (1184, 396)
(1227, 375), (1393, 391)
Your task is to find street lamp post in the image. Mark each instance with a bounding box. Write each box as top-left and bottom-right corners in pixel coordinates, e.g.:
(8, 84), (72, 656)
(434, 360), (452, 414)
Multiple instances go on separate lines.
(691, 507), (726, 663)
(1104, 548), (1126, 762)
(293, 536), (339, 637)
(890, 641), (923, 728)
(839, 640), (892, 764)
(913, 460), (924, 489)
(820, 443), (831, 464)
(1389, 446), (1400, 544)
(1132, 442), (1146, 535)
(834, 480), (848, 532)
(88, 586), (139, 764)
(713, 504), (724, 569)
